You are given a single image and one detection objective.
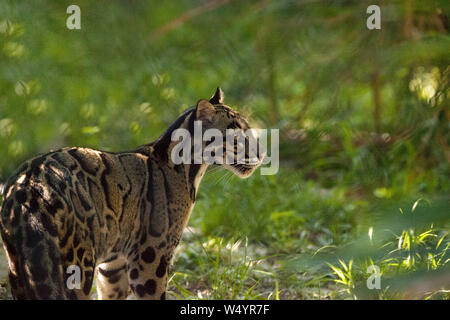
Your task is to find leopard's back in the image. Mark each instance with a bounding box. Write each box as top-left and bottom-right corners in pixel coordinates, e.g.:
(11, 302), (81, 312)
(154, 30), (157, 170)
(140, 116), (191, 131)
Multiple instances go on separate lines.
(0, 148), (94, 299)
(0, 147), (152, 299)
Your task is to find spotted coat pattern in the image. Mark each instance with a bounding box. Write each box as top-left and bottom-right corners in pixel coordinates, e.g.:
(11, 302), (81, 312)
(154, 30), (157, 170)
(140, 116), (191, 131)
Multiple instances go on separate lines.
(0, 88), (262, 299)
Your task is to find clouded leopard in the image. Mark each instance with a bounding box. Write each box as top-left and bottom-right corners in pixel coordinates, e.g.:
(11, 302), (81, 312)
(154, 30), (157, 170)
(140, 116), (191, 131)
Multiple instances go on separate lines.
(0, 88), (264, 299)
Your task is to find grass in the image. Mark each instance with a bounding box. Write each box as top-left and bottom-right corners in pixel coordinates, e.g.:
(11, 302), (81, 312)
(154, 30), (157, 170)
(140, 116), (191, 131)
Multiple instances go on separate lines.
(325, 200), (450, 299)
(168, 236), (275, 300)
(164, 167), (449, 300)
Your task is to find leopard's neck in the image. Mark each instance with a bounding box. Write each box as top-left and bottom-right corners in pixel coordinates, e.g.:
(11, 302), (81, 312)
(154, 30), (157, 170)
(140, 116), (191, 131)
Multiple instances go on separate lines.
(145, 107), (209, 201)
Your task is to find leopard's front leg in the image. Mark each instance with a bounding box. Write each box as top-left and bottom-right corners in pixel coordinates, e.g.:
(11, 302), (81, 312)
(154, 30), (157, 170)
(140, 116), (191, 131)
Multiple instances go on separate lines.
(96, 256), (129, 300)
(126, 242), (169, 300)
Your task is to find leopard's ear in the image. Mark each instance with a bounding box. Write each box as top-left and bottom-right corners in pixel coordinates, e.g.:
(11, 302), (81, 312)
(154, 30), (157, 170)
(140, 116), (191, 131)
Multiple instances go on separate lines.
(209, 87), (224, 105)
(196, 99), (215, 122)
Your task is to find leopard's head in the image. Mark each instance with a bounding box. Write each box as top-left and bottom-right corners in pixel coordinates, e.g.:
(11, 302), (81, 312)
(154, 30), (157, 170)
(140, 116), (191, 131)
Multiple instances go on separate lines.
(194, 88), (265, 178)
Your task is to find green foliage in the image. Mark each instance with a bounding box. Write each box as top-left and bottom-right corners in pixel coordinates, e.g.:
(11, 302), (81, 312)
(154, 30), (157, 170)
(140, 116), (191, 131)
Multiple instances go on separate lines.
(0, 0), (449, 300)
(169, 237), (273, 300)
(194, 169), (362, 249)
(291, 198), (450, 299)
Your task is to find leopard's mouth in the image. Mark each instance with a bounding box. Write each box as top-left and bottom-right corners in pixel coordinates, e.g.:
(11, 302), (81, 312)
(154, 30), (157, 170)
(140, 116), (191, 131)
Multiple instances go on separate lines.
(226, 162), (262, 178)
(235, 163), (257, 170)
(221, 147), (266, 178)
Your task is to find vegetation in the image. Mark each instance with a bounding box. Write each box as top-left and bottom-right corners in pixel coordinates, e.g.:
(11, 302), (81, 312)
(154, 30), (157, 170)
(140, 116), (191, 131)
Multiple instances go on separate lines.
(0, 0), (449, 299)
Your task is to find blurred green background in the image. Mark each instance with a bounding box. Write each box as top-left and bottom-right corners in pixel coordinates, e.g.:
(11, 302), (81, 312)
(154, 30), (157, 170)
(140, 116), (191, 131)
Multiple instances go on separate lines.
(0, 0), (449, 299)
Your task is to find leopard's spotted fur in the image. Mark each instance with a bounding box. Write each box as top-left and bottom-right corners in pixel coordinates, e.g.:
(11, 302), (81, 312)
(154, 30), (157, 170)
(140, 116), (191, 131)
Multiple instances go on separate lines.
(0, 88), (263, 299)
